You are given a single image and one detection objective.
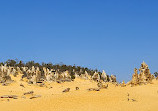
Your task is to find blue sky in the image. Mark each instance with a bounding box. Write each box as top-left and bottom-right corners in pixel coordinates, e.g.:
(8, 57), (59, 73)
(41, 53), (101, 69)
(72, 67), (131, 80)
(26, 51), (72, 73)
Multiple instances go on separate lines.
(0, 0), (158, 82)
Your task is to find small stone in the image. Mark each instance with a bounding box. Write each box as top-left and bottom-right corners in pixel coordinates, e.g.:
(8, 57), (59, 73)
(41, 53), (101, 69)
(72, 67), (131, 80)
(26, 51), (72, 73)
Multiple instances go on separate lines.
(49, 87), (53, 89)
(20, 83), (25, 88)
(2, 83), (7, 86)
(1, 95), (18, 99)
(76, 87), (79, 90)
(30, 95), (41, 99)
(131, 99), (136, 102)
(88, 88), (100, 91)
(63, 88), (70, 92)
(57, 81), (61, 84)
(24, 91), (34, 95)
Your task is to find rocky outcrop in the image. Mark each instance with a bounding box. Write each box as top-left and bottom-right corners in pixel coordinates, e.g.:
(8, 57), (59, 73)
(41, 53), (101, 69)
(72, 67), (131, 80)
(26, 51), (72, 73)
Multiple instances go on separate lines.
(109, 75), (116, 82)
(92, 72), (100, 82)
(80, 71), (91, 80)
(0, 64), (117, 84)
(131, 68), (139, 85)
(101, 70), (108, 82)
(130, 61), (155, 86)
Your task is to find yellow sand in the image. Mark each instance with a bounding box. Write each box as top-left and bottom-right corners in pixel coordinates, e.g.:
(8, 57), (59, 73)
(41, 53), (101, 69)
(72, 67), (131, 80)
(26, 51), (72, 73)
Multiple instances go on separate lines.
(0, 76), (158, 111)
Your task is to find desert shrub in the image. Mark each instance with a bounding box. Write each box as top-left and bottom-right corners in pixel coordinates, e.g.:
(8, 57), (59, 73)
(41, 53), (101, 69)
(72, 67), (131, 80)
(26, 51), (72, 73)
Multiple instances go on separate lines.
(154, 72), (158, 77)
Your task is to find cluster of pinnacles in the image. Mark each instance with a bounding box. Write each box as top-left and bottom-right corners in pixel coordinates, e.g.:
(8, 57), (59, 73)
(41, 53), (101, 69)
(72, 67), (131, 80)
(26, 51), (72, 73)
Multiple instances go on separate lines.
(130, 61), (155, 86)
(79, 70), (116, 82)
(0, 65), (72, 84)
(0, 64), (116, 84)
(92, 70), (116, 82)
(1, 61), (155, 86)
(0, 64), (13, 83)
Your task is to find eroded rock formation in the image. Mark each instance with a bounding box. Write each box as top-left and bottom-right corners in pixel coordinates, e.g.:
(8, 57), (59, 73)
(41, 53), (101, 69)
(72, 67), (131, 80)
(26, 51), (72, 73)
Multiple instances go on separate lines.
(130, 61), (155, 86)
(0, 63), (117, 84)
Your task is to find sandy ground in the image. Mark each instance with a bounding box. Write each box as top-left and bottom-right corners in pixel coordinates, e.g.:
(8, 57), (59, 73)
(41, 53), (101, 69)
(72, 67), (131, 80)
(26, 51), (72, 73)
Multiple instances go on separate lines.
(0, 76), (158, 111)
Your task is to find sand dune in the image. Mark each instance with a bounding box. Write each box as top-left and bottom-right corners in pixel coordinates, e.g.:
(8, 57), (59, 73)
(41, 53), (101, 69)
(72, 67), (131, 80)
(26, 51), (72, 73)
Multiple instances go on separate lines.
(0, 76), (158, 111)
